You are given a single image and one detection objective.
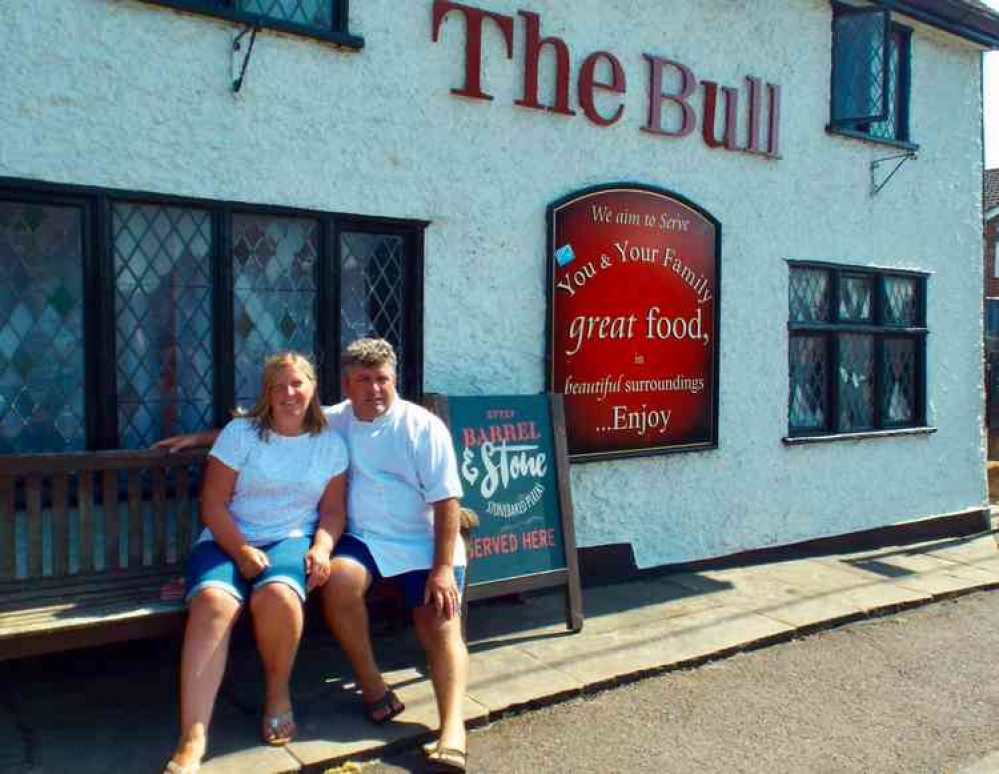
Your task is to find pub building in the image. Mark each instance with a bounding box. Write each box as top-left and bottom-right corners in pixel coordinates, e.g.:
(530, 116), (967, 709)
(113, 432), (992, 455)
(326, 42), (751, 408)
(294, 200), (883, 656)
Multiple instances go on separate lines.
(2, 0), (998, 606)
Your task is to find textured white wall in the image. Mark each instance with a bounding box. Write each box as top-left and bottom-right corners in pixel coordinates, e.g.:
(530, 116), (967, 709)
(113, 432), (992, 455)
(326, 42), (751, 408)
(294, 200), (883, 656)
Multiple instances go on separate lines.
(1, 0), (987, 565)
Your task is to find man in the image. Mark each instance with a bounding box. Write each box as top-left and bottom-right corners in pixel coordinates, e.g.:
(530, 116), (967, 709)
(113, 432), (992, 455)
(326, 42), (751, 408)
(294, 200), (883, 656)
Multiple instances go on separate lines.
(156, 339), (468, 772)
(323, 338), (468, 771)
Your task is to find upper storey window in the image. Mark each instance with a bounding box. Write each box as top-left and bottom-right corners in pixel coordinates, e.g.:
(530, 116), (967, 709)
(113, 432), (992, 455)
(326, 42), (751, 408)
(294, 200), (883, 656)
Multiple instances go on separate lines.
(142, 0), (363, 48)
(829, 3), (914, 148)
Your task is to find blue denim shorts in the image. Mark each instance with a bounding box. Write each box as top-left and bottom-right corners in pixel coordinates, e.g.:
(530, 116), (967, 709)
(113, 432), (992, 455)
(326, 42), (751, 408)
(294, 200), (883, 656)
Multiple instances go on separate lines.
(185, 536), (311, 605)
(332, 533), (466, 612)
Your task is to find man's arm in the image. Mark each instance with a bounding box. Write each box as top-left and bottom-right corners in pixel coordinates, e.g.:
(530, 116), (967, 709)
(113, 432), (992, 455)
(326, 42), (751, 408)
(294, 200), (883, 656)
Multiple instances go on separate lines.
(152, 429), (220, 453)
(424, 496), (462, 619)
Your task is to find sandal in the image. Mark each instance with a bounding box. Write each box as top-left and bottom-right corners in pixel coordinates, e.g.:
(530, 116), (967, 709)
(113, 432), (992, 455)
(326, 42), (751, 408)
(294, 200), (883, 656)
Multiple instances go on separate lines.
(261, 709), (296, 746)
(163, 761), (200, 774)
(363, 688), (405, 724)
(425, 746), (467, 773)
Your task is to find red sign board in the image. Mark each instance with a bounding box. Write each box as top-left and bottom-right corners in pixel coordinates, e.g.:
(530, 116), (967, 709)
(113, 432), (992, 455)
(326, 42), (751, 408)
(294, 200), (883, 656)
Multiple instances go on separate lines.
(547, 185), (720, 461)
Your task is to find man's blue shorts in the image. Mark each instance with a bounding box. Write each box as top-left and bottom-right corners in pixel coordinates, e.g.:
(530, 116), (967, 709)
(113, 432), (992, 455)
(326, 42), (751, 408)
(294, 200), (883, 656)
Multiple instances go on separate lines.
(332, 533), (466, 613)
(185, 536), (311, 604)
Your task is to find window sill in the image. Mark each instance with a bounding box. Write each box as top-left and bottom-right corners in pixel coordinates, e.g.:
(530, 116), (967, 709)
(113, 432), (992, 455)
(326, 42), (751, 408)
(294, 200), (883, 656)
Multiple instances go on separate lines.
(783, 426), (936, 445)
(141, 0), (364, 50)
(825, 126), (918, 153)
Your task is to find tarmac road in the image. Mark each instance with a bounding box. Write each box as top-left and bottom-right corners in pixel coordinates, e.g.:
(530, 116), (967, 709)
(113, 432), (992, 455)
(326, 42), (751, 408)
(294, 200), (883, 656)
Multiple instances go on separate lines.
(362, 589), (999, 774)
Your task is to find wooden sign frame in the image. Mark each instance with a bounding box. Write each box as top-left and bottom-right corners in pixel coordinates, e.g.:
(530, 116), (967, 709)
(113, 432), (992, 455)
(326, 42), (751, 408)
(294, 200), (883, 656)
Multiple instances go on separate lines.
(424, 393), (583, 632)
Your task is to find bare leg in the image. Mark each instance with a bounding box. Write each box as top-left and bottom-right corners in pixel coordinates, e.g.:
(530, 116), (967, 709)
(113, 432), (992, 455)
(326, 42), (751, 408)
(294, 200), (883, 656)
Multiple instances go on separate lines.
(320, 558), (399, 716)
(250, 582), (304, 743)
(169, 588), (242, 769)
(414, 606), (468, 753)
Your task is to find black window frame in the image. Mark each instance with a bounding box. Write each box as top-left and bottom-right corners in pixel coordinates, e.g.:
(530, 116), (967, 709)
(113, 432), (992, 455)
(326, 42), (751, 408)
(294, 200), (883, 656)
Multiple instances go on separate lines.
(786, 260), (929, 441)
(827, 2), (916, 151)
(139, 0), (363, 49)
(0, 176), (425, 453)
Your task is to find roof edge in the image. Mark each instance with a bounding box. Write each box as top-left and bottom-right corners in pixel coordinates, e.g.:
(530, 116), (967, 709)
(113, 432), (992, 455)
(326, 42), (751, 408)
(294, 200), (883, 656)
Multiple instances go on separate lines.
(873, 0), (999, 47)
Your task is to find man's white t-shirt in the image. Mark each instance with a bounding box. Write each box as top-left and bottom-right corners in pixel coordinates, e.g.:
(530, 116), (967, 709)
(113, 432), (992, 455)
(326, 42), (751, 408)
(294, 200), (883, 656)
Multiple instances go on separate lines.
(201, 418), (349, 546)
(324, 399), (465, 576)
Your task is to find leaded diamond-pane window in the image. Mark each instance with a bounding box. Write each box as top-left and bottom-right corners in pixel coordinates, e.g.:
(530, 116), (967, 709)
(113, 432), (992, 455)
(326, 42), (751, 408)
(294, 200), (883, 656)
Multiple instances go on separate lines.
(341, 231), (407, 381)
(787, 263), (926, 437)
(233, 214), (318, 407)
(884, 338), (916, 425)
(112, 203), (214, 449)
(0, 202), (86, 453)
(136, 1), (360, 46)
(0, 179), (425, 456)
(237, 0), (333, 29)
(789, 268), (830, 323)
(838, 334), (874, 430)
(789, 336), (828, 431)
(839, 275), (873, 322)
(884, 276), (917, 326)
(830, 6), (912, 145)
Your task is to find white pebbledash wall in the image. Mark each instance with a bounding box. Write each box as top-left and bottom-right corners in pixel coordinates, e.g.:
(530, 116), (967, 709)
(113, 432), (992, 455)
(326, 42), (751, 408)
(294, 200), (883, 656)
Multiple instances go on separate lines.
(1, 0), (987, 566)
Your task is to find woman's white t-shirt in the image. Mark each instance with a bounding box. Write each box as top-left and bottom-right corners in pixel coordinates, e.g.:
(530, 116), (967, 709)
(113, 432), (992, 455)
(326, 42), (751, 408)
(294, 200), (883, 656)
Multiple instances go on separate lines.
(200, 418), (349, 546)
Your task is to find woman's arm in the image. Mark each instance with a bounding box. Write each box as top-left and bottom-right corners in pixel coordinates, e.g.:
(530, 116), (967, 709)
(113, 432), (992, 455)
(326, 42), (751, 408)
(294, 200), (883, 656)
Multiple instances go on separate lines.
(200, 456), (268, 578)
(304, 472), (347, 591)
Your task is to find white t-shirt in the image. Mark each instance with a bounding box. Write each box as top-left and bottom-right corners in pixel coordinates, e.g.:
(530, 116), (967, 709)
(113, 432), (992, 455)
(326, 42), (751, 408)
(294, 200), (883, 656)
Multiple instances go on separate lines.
(324, 399), (465, 576)
(201, 417), (349, 546)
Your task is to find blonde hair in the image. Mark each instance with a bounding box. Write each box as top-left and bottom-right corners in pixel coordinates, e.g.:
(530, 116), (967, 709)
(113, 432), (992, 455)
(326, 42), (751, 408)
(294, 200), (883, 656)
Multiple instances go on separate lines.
(235, 352), (327, 439)
(341, 338), (398, 372)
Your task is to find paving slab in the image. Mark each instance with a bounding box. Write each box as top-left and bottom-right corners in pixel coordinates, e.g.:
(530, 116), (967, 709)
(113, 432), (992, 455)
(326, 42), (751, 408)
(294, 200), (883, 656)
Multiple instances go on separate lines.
(286, 664), (487, 768)
(839, 549), (999, 597)
(666, 566), (865, 629)
(466, 644), (582, 711)
(579, 577), (723, 634)
(518, 604), (795, 686)
(0, 703), (26, 772)
(765, 556), (935, 612)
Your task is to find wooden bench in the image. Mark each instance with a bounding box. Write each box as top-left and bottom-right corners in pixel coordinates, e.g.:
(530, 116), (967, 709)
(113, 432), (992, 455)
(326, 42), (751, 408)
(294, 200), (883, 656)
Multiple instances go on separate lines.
(0, 450), (206, 660)
(0, 450), (471, 660)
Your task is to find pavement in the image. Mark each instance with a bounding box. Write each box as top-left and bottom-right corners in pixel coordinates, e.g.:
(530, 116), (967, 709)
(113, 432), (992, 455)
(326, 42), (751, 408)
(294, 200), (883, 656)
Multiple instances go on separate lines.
(3, 519), (999, 774)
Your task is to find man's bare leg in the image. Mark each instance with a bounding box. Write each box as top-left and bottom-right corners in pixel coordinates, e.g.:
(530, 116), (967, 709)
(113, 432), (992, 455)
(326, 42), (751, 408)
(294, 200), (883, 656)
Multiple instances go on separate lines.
(414, 606), (468, 753)
(321, 558), (401, 719)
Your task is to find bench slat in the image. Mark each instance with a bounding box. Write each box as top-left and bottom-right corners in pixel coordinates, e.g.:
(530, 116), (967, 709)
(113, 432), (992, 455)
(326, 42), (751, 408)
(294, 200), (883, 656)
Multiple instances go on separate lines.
(26, 475), (43, 579)
(78, 471), (93, 575)
(103, 470), (120, 571)
(127, 469), (142, 569)
(153, 467), (167, 566)
(176, 466), (191, 563)
(51, 473), (69, 578)
(0, 476), (14, 581)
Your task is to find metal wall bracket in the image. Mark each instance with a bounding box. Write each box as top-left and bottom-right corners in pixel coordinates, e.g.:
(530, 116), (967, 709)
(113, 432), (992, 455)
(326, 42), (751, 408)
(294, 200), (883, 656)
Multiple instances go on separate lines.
(231, 23), (260, 94)
(870, 151), (917, 197)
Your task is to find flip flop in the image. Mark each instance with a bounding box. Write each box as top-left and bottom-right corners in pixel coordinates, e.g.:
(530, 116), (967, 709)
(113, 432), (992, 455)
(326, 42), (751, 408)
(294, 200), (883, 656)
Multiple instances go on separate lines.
(425, 746), (467, 773)
(262, 709), (296, 746)
(363, 688), (405, 724)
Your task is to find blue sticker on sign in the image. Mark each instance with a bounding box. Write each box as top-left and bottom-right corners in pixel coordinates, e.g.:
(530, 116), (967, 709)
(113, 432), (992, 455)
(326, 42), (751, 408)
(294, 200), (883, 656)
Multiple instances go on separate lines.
(555, 244), (575, 267)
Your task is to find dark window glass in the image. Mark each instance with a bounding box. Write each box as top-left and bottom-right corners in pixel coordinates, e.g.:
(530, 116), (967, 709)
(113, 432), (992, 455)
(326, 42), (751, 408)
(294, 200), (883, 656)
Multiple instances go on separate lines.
(830, 6), (911, 145)
(113, 203), (215, 449)
(233, 214), (319, 407)
(0, 202), (86, 453)
(787, 264), (926, 437)
(789, 268), (831, 323)
(237, 0), (334, 29)
(340, 231), (407, 380)
(839, 275), (873, 322)
(0, 181), (424, 455)
(789, 335), (828, 431)
(838, 333), (875, 430)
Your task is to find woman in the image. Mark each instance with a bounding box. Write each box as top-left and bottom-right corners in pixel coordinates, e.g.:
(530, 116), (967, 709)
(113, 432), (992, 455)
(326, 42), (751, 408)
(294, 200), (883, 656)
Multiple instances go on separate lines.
(164, 353), (348, 774)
